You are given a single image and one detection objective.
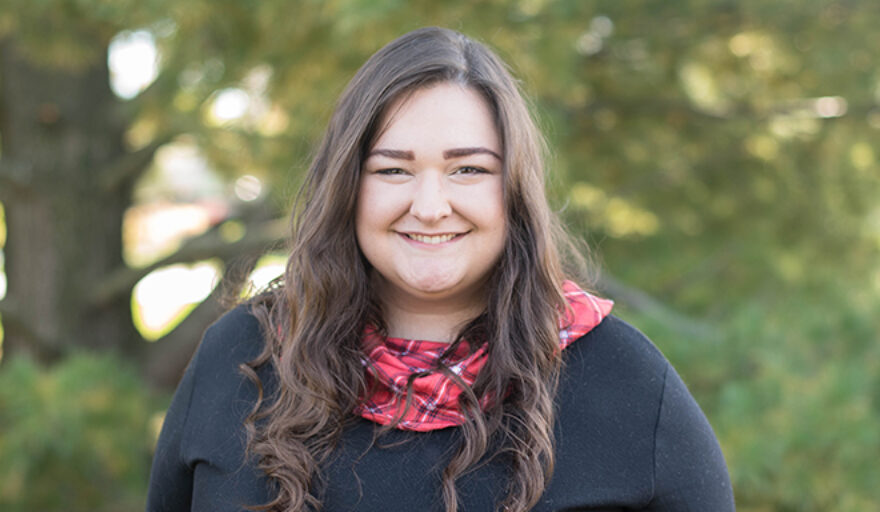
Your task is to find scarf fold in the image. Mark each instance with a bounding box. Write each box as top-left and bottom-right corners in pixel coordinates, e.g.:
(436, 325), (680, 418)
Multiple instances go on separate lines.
(354, 280), (613, 431)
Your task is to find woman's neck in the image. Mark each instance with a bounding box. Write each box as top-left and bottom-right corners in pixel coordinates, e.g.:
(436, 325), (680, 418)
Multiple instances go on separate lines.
(377, 291), (484, 343)
(370, 272), (489, 343)
(381, 305), (476, 343)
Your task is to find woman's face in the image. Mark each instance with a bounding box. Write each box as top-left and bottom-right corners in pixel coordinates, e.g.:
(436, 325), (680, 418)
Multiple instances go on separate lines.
(356, 82), (506, 314)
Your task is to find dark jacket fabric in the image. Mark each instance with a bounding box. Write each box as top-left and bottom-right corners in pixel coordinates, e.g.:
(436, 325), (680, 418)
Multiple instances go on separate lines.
(147, 305), (735, 511)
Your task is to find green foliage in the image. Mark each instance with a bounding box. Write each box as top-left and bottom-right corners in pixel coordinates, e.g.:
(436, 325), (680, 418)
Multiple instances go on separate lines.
(0, 354), (168, 512)
(619, 280), (880, 511)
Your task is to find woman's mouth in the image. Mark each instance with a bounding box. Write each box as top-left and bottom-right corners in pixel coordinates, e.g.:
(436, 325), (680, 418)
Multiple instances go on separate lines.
(403, 232), (463, 244)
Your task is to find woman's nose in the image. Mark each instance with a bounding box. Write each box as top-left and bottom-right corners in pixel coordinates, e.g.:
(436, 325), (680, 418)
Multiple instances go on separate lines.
(409, 173), (452, 222)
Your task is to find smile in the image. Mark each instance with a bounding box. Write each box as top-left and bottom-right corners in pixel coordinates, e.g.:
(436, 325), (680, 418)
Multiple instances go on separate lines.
(403, 233), (463, 244)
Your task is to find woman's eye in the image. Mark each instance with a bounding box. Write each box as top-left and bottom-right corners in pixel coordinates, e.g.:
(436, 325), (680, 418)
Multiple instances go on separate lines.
(454, 166), (488, 175)
(376, 168), (406, 175)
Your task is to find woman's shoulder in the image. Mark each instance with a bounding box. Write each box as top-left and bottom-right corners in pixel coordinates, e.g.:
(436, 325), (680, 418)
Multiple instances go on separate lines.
(555, 314), (673, 433)
(547, 315), (672, 502)
(194, 303), (268, 370)
(178, 304), (270, 448)
(180, 303), (271, 418)
(563, 314), (670, 383)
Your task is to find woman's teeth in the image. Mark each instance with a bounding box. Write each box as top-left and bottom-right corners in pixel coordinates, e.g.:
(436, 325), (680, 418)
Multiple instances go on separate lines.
(406, 233), (457, 244)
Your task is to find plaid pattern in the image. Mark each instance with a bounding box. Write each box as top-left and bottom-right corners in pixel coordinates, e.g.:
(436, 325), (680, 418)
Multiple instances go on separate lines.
(354, 281), (613, 431)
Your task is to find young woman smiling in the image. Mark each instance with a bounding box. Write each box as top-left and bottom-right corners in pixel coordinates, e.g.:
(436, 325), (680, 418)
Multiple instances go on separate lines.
(356, 83), (506, 343)
(147, 27), (735, 512)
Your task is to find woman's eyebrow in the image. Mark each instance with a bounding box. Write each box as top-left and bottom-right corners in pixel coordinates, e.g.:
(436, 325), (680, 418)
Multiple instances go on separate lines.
(367, 148), (415, 160)
(443, 147), (502, 161)
(367, 147), (502, 161)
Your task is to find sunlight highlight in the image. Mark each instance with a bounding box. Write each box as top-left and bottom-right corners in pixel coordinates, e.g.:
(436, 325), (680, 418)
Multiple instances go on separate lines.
(133, 262), (220, 340)
(211, 88), (250, 122)
(108, 30), (159, 99)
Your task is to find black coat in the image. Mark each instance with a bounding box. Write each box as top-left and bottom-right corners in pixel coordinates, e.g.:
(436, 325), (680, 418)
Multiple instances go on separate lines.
(147, 306), (735, 511)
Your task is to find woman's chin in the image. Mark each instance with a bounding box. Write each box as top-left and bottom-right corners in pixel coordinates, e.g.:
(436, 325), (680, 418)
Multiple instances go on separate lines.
(394, 273), (471, 302)
(405, 278), (462, 297)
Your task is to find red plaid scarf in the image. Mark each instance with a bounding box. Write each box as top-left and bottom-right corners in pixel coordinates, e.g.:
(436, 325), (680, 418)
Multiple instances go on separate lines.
(354, 280), (613, 431)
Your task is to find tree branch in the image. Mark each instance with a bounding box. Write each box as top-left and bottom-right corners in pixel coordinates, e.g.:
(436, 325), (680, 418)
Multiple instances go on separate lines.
(99, 135), (174, 192)
(595, 272), (716, 340)
(88, 216), (287, 308)
(142, 250), (263, 390)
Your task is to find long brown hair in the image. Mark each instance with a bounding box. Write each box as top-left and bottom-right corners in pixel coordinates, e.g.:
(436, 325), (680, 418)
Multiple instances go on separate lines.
(243, 26), (588, 512)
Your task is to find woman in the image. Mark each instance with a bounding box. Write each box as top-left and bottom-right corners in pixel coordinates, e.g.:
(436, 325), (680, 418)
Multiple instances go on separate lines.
(148, 27), (735, 511)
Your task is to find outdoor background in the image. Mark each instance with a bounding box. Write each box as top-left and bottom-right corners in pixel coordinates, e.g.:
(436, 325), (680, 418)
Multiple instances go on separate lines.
(1, 1), (878, 510)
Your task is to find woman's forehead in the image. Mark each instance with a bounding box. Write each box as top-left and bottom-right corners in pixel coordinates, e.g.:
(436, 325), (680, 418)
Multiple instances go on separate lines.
(369, 83), (501, 156)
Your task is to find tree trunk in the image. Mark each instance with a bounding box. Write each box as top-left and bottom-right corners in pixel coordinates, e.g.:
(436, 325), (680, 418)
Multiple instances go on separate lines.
(0, 37), (142, 360)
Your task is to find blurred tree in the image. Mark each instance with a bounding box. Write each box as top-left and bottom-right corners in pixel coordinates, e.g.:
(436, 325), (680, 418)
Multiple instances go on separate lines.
(0, 6), (135, 359)
(0, 0), (286, 383)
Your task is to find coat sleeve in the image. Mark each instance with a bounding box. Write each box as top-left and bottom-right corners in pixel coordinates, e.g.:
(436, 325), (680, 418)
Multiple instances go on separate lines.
(645, 363), (736, 511)
(146, 348), (199, 511)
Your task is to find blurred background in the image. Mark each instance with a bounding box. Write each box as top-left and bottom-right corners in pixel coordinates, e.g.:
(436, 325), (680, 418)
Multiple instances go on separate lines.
(1, 0), (878, 510)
